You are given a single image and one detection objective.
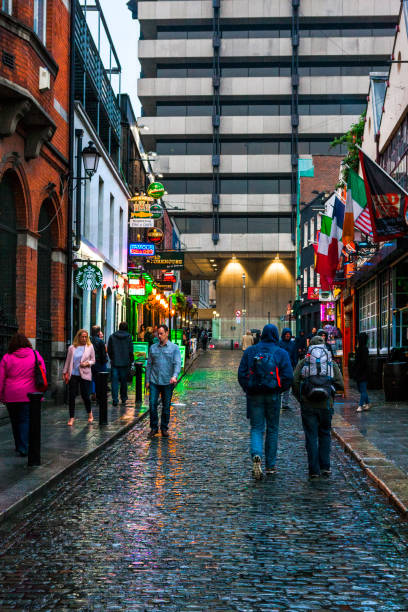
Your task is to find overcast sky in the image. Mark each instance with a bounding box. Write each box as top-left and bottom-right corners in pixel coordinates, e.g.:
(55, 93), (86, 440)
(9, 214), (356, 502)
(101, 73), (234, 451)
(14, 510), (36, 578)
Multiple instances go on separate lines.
(95, 0), (141, 116)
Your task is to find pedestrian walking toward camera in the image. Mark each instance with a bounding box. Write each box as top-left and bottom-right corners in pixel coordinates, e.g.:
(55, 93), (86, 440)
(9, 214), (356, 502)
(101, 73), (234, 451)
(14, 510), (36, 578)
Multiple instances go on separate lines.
(63, 329), (95, 426)
(0, 333), (47, 456)
(292, 335), (344, 479)
(242, 330), (254, 351)
(354, 332), (370, 412)
(295, 330), (307, 363)
(238, 324), (293, 479)
(146, 324), (181, 438)
(201, 329), (209, 351)
(317, 328), (334, 357)
(278, 328), (297, 409)
(107, 322), (134, 407)
(90, 325), (108, 406)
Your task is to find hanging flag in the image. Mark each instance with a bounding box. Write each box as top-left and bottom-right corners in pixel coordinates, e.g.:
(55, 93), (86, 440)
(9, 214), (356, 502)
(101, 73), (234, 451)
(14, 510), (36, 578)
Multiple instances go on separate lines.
(359, 148), (408, 242)
(343, 169), (372, 242)
(316, 195), (345, 290)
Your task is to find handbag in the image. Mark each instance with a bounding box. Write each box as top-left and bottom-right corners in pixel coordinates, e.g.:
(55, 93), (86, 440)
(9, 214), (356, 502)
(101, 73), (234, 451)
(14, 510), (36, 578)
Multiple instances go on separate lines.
(33, 349), (48, 392)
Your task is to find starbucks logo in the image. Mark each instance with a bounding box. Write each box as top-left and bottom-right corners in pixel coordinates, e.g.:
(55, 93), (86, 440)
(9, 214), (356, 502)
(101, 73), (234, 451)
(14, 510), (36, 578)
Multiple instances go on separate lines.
(76, 264), (103, 290)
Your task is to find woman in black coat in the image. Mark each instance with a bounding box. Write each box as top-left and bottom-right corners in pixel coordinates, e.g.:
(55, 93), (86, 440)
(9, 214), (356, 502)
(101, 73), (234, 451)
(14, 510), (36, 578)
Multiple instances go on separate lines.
(354, 332), (370, 412)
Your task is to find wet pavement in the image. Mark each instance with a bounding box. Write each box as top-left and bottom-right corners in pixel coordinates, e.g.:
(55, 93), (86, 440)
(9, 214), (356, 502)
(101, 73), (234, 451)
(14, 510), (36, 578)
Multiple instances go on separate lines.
(1, 350), (408, 611)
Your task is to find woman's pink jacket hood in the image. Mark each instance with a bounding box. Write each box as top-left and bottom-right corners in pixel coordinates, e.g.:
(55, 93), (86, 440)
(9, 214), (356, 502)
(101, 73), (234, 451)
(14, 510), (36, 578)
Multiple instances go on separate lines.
(0, 348), (46, 403)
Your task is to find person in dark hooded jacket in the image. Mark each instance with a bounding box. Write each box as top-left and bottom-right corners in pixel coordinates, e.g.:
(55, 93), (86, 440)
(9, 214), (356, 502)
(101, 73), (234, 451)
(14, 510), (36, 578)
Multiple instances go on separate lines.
(108, 322), (134, 406)
(278, 328), (296, 409)
(238, 324), (293, 479)
(354, 332), (370, 412)
(294, 330), (307, 363)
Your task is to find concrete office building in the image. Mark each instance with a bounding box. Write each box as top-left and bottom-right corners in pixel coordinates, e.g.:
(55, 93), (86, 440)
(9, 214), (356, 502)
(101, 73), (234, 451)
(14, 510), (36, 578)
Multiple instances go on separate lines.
(130, 0), (399, 339)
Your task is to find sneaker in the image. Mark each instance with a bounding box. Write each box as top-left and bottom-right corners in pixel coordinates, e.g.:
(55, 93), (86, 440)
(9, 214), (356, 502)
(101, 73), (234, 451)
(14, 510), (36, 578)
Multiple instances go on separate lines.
(147, 428), (158, 439)
(252, 455), (263, 480)
(356, 405), (363, 412)
(363, 403), (370, 411)
(321, 469), (331, 477)
(265, 466), (277, 475)
(112, 401), (118, 407)
(161, 429), (169, 438)
(309, 473), (320, 480)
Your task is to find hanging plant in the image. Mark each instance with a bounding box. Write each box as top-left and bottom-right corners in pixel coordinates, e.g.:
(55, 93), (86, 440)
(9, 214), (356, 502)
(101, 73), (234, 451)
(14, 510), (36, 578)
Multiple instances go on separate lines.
(186, 296), (194, 310)
(172, 290), (187, 311)
(330, 111), (366, 188)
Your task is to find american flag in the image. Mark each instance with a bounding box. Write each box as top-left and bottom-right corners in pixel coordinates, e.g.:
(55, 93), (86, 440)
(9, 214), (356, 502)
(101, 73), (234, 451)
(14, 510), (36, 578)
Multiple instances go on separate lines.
(354, 208), (372, 235)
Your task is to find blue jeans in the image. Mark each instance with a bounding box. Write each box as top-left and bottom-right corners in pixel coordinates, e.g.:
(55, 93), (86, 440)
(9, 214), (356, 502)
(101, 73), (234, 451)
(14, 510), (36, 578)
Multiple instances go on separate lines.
(7, 402), (29, 454)
(111, 366), (128, 403)
(357, 381), (369, 406)
(248, 393), (281, 468)
(301, 405), (333, 475)
(149, 383), (174, 431)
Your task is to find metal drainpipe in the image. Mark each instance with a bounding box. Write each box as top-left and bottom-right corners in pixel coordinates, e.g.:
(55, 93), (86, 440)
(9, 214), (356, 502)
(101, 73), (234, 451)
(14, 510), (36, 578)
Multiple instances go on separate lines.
(74, 129), (83, 251)
(66, 0), (77, 347)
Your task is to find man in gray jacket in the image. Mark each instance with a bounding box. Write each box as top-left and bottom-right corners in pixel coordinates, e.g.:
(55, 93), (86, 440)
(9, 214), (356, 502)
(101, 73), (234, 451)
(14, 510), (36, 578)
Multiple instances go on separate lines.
(108, 322), (134, 406)
(146, 324), (181, 438)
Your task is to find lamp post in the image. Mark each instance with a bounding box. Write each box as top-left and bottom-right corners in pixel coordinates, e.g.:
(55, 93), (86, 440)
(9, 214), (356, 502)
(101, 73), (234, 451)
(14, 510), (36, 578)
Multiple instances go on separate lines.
(242, 272), (246, 335)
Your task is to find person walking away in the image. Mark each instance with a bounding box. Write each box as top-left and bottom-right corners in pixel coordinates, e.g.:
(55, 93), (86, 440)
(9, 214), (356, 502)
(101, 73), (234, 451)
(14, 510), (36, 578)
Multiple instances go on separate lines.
(317, 328), (334, 357)
(238, 324), (293, 479)
(242, 330), (254, 351)
(278, 328), (297, 409)
(146, 324), (181, 438)
(253, 330), (261, 345)
(90, 325), (108, 406)
(292, 335), (344, 479)
(354, 332), (370, 412)
(295, 330), (307, 363)
(107, 322), (134, 407)
(201, 329), (209, 351)
(63, 329), (95, 426)
(0, 333), (47, 456)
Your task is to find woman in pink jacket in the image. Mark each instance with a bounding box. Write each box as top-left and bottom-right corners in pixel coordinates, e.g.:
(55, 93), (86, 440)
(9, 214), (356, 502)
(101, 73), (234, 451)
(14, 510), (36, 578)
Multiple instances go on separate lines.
(0, 333), (46, 457)
(63, 329), (95, 426)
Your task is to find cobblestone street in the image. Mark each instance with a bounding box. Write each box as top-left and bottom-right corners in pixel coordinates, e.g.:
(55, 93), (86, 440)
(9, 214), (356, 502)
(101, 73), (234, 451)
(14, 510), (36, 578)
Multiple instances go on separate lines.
(1, 351), (408, 611)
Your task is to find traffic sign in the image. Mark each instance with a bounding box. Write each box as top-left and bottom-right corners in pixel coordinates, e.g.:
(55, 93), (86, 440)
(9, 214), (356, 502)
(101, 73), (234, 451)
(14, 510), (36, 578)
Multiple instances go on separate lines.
(235, 309), (242, 317)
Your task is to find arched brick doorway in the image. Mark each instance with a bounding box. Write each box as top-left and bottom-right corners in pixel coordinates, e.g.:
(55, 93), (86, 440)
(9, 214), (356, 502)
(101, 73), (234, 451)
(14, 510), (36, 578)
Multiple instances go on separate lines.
(0, 172), (18, 357)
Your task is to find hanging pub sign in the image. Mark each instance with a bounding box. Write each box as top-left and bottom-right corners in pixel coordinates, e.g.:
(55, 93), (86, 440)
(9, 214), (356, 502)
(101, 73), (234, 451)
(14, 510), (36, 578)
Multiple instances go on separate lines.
(163, 272), (176, 283)
(129, 194), (154, 218)
(156, 281), (174, 291)
(128, 277), (146, 296)
(145, 251), (184, 270)
(147, 182), (165, 199)
(150, 203), (163, 219)
(129, 218), (155, 228)
(129, 243), (156, 257)
(307, 287), (320, 301)
(76, 263), (103, 290)
(147, 227), (164, 244)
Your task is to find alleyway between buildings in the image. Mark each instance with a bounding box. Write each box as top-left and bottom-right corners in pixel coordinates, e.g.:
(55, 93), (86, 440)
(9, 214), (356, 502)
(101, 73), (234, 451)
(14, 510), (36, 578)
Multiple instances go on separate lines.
(1, 351), (408, 611)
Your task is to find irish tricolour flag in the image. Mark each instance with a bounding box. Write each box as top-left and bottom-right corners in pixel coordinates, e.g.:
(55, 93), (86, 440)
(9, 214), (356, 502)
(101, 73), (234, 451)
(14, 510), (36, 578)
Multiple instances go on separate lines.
(343, 169), (372, 244)
(316, 195), (345, 290)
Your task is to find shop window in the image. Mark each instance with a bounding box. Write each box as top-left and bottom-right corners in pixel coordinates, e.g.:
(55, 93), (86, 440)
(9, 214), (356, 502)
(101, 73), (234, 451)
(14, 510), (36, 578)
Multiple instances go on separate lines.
(358, 280), (377, 350)
(380, 270), (392, 350)
(1, 0), (12, 14)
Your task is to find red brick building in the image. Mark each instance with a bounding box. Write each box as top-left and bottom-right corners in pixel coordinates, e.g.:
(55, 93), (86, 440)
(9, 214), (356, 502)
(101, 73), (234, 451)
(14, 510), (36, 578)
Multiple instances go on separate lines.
(0, 1), (70, 387)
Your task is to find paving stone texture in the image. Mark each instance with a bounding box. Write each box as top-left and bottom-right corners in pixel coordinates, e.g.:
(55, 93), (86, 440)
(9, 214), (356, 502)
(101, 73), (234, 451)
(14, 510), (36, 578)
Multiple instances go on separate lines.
(1, 351), (408, 611)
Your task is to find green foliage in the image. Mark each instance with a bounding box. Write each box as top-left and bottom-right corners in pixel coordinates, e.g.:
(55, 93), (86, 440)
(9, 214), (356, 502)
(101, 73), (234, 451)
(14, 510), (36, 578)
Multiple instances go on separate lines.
(330, 112), (366, 187)
(172, 290), (187, 311)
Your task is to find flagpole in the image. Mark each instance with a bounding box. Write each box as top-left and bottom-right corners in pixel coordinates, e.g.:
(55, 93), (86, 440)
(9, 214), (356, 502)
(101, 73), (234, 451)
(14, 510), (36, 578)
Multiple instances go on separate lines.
(356, 145), (408, 197)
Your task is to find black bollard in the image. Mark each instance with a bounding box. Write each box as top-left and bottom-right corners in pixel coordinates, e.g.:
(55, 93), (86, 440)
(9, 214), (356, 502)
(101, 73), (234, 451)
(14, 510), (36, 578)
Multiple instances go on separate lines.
(135, 362), (143, 403)
(28, 392), (43, 466)
(98, 371), (109, 426)
(230, 339), (233, 350)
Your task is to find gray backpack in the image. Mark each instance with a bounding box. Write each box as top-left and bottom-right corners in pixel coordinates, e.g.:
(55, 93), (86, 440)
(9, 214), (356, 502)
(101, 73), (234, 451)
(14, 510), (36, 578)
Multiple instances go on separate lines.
(301, 345), (334, 401)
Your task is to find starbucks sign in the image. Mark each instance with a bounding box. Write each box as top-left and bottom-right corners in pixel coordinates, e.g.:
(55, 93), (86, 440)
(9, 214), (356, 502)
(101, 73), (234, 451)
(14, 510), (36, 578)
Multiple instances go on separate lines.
(76, 263), (103, 290)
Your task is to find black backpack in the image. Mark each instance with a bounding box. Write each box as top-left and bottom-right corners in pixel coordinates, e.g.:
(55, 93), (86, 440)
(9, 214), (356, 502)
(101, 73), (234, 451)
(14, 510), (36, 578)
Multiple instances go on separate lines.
(300, 345), (334, 402)
(247, 350), (282, 393)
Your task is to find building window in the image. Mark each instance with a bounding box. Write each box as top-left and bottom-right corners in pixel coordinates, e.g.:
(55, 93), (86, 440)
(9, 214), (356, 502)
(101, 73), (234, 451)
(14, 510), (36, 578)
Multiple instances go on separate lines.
(303, 221), (309, 247)
(109, 195), (115, 261)
(119, 208), (123, 270)
(34, 0), (47, 44)
(310, 217), (315, 242)
(1, 0), (12, 14)
(359, 280), (377, 350)
(380, 270), (392, 350)
(303, 268), (308, 294)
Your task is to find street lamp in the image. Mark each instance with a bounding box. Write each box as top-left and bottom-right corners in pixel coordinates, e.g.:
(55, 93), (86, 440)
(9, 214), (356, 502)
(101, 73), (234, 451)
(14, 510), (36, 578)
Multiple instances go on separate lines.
(242, 272), (246, 335)
(82, 141), (101, 178)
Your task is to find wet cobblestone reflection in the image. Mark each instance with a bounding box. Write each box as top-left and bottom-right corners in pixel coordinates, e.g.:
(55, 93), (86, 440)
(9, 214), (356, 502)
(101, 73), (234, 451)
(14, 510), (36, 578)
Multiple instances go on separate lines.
(1, 352), (408, 610)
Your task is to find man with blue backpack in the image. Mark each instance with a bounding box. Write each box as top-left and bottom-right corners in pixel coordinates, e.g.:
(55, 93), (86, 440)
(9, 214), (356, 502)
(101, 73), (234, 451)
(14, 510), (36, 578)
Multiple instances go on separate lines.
(292, 335), (344, 479)
(238, 324), (294, 479)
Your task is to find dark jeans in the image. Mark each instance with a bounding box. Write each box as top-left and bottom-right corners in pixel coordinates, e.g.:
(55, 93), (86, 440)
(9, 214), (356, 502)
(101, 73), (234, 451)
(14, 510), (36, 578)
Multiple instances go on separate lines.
(69, 375), (91, 418)
(301, 405), (333, 475)
(357, 380), (369, 406)
(149, 383), (175, 431)
(111, 366), (129, 403)
(7, 402), (29, 454)
(247, 393), (281, 468)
